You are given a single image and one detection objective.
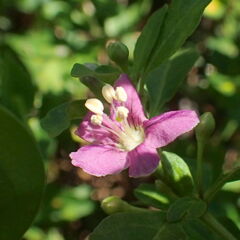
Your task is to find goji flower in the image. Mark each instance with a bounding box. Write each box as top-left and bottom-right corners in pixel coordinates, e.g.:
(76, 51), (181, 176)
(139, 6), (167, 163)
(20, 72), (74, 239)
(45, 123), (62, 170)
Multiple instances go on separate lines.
(70, 74), (199, 177)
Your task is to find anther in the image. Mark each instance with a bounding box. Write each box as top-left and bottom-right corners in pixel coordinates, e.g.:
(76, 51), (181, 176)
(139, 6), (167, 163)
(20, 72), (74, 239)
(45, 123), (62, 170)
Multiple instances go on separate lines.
(102, 84), (116, 103)
(90, 114), (103, 125)
(85, 98), (104, 115)
(115, 87), (127, 102)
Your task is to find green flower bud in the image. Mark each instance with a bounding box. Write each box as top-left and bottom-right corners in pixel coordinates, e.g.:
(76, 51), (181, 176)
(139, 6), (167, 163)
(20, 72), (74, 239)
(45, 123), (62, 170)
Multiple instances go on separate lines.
(101, 196), (130, 215)
(195, 112), (215, 141)
(107, 41), (129, 65)
(101, 196), (144, 215)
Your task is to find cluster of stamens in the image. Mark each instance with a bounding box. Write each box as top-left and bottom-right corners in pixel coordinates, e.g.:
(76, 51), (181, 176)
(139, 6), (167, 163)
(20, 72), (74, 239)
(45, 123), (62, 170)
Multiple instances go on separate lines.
(85, 84), (129, 125)
(84, 84), (144, 151)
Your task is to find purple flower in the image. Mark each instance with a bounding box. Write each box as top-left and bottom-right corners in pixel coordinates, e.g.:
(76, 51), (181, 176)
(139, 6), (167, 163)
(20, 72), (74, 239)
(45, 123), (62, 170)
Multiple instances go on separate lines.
(70, 74), (199, 177)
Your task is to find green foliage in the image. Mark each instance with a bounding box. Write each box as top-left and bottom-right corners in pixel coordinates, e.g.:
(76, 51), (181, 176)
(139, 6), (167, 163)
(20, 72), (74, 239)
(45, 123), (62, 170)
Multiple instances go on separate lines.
(133, 5), (168, 79)
(71, 63), (120, 83)
(167, 197), (207, 222)
(145, 0), (210, 73)
(153, 223), (186, 240)
(90, 209), (221, 240)
(182, 219), (222, 240)
(90, 211), (166, 240)
(107, 41), (129, 70)
(132, 0), (210, 82)
(0, 106), (45, 240)
(146, 48), (199, 116)
(134, 183), (170, 209)
(0, 45), (36, 118)
(41, 100), (87, 137)
(156, 151), (194, 196)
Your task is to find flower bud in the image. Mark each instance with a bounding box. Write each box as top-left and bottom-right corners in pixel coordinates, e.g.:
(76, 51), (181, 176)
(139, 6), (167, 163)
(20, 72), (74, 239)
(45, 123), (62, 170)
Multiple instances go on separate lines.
(101, 196), (142, 215)
(107, 41), (129, 65)
(115, 87), (127, 102)
(195, 112), (215, 141)
(101, 196), (129, 215)
(102, 84), (116, 103)
(90, 114), (103, 125)
(85, 98), (104, 115)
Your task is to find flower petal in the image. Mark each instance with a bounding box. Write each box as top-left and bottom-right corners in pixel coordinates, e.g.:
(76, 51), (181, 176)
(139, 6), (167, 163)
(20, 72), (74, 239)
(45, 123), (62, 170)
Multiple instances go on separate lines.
(70, 145), (128, 177)
(128, 143), (160, 177)
(113, 74), (147, 125)
(144, 110), (199, 148)
(76, 112), (117, 145)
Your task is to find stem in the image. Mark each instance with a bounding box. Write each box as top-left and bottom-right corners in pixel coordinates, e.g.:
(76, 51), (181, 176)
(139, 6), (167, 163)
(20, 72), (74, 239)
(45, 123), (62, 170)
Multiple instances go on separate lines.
(202, 212), (237, 240)
(204, 167), (240, 203)
(119, 63), (129, 75)
(196, 140), (205, 198)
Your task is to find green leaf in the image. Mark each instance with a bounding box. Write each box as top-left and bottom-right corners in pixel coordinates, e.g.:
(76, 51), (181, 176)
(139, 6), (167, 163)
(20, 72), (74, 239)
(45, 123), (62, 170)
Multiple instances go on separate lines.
(153, 223), (187, 240)
(155, 180), (178, 199)
(167, 197), (207, 222)
(183, 219), (222, 240)
(145, 0), (210, 74)
(71, 63), (120, 83)
(0, 106), (45, 240)
(0, 44), (36, 117)
(71, 63), (94, 78)
(204, 167), (240, 202)
(146, 48), (199, 116)
(41, 100), (87, 137)
(133, 5), (168, 79)
(134, 183), (170, 209)
(80, 76), (105, 101)
(156, 151), (194, 196)
(90, 211), (166, 240)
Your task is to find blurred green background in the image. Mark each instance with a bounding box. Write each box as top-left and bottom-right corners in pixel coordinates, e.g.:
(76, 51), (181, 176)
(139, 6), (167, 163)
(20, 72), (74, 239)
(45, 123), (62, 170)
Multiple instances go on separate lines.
(0, 0), (239, 239)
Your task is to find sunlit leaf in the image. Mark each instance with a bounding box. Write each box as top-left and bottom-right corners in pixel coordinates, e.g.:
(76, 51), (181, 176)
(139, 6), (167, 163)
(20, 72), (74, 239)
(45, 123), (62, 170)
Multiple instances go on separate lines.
(145, 0), (210, 74)
(133, 5), (168, 80)
(156, 151), (194, 196)
(146, 48), (199, 116)
(134, 183), (170, 209)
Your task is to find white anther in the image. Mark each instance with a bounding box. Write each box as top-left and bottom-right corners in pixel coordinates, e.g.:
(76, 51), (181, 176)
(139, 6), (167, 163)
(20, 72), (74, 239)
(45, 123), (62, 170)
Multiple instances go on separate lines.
(115, 87), (127, 102)
(116, 106), (129, 120)
(85, 98), (104, 115)
(90, 114), (103, 125)
(102, 84), (116, 103)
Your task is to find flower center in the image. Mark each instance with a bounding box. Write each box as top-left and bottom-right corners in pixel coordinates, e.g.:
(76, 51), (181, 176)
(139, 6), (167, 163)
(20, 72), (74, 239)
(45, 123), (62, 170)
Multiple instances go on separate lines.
(85, 83), (145, 152)
(117, 124), (145, 151)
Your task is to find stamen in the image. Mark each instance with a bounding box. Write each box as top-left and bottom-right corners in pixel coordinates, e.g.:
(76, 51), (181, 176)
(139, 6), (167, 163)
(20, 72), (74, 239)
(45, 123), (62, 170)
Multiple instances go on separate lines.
(116, 106), (129, 121)
(115, 87), (127, 102)
(90, 114), (103, 125)
(85, 98), (104, 115)
(102, 84), (116, 103)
